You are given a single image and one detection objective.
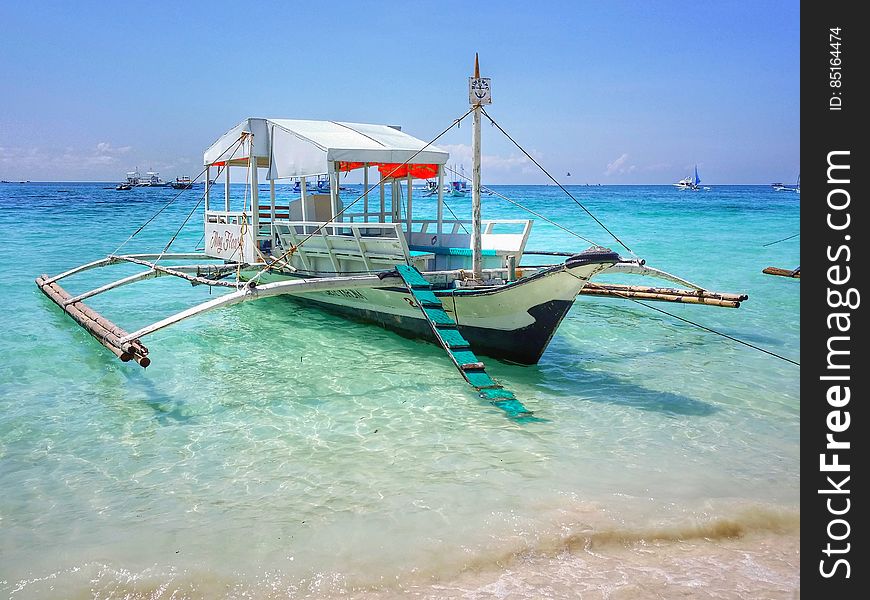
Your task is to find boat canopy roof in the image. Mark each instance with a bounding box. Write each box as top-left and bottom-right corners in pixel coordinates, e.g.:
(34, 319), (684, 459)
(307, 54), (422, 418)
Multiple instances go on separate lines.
(203, 118), (448, 180)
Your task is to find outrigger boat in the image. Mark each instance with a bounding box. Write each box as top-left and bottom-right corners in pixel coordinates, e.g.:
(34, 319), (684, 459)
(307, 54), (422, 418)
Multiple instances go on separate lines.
(36, 57), (747, 418)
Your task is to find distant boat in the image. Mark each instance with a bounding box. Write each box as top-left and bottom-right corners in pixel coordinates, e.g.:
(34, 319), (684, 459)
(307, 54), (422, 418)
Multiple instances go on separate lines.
(422, 179), (440, 196)
(138, 171), (168, 187)
(313, 173), (348, 193)
(674, 165), (702, 191)
(773, 174), (800, 193)
(291, 177), (317, 193)
(170, 176), (193, 189)
(115, 183), (133, 190)
(123, 170), (141, 186)
(446, 165), (469, 197)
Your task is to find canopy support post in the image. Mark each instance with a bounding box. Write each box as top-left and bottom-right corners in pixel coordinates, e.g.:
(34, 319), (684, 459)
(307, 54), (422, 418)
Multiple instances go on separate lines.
(330, 161), (340, 223)
(224, 162), (231, 213)
(300, 176), (308, 233)
(391, 179), (400, 223)
(405, 172), (413, 238)
(204, 166), (210, 212)
(363, 163), (369, 223)
(436, 164), (444, 241)
(269, 178), (276, 249)
(250, 152), (259, 257)
(379, 174), (385, 223)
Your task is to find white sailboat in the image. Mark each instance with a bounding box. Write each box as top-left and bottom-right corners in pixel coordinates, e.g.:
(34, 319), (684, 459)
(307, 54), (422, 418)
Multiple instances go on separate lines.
(773, 174), (800, 193)
(674, 165), (701, 190)
(36, 56), (747, 418)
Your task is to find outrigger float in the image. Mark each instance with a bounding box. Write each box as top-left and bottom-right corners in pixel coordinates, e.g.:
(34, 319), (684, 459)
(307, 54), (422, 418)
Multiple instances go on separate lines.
(37, 57), (748, 418)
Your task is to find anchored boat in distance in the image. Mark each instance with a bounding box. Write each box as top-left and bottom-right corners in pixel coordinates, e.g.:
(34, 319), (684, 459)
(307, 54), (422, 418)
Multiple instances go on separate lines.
(170, 176), (193, 189)
(772, 174), (800, 193)
(674, 165), (702, 190)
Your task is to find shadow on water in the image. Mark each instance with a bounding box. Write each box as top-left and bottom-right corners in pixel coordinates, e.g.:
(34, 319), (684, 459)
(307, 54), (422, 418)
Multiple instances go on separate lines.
(520, 360), (719, 418)
(41, 307), (196, 425)
(39, 284), (717, 423)
(120, 370), (197, 425)
(333, 323), (720, 419)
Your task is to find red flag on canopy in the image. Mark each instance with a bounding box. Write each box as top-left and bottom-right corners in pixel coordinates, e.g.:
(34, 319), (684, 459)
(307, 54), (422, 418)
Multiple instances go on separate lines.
(377, 163), (439, 180)
(336, 162), (440, 180)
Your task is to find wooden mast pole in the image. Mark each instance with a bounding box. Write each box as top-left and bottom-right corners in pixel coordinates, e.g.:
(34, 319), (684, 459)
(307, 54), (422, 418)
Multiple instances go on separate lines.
(470, 54), (483, 280)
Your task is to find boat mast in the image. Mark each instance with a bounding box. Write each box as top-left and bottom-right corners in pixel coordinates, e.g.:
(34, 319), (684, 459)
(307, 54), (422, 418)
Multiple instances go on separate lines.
(469, 53), (491, 280)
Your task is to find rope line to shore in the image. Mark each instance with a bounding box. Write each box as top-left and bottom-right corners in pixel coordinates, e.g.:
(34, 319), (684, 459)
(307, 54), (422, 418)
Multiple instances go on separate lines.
(443, 164), (599, 247)
(582, 282), (800, 366)
(762, 232), (800, 247)
(481, 107), (634, 255)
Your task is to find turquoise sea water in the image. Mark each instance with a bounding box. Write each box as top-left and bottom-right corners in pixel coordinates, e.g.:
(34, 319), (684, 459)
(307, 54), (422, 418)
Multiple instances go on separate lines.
(0, 182), (799, 598)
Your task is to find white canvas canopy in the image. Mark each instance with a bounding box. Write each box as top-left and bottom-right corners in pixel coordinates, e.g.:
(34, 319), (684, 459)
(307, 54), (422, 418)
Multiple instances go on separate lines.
(203, 118), (449, 180)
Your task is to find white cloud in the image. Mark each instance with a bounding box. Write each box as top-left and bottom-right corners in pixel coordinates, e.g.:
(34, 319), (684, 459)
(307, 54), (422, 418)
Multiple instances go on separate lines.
(603, 153), (636, 176)
(95, 141), (132, 156)
(0, 141), (135, 172)
(440, 144), (538, 175)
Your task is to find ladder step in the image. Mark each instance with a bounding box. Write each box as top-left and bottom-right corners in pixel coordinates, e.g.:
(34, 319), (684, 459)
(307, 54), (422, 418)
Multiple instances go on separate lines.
(436, 328), (471, 349)
(459, 362), (486, 371)
(395, 265), (431, 288)
(479, 387), (517, 400)
(422, 307), (455, 325)
(463, 370), (497, 389)
(411, 289), (442, 308)
(449, 349), (478, 365)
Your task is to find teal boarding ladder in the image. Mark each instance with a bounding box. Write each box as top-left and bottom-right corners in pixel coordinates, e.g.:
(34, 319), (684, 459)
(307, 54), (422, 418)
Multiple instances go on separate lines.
(394, 265), (533, 418)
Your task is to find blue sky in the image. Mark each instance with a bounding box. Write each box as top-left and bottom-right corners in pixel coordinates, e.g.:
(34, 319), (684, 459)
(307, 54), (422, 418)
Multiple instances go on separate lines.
(0, 1), (799, 183)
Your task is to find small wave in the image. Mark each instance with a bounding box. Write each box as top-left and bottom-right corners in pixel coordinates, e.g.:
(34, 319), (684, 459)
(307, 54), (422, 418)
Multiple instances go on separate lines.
(561, 506), (800, 552)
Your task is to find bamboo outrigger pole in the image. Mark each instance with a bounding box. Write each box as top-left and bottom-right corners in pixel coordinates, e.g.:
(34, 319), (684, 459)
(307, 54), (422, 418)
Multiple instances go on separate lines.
(36, 275), (151, 366)
(579, 282), (744, 308)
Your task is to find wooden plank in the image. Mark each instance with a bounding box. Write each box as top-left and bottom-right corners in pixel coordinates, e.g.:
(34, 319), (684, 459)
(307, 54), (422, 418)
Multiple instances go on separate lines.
(763, 266), (800, 278)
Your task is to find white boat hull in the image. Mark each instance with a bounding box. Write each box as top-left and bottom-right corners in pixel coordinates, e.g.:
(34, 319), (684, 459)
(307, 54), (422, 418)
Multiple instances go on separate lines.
(248, 250), (618, 364)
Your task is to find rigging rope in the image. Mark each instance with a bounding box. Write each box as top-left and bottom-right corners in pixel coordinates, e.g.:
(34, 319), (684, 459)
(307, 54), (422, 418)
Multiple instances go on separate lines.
(245, 107), (476, 285)
(153, 137), (246, 266)
(441, 196), (470, 234)
(110, 136), (245, 256)
(584, 282), (800, 366)
(762, 232), (800, 247)
(443, 164), (598, 247)
(480, 107), (634, 255)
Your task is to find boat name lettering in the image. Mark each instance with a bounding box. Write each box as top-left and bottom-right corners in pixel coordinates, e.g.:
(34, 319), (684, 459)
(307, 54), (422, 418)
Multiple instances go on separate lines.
(208, 229), (241, 252)
(324, 289), (366, 300)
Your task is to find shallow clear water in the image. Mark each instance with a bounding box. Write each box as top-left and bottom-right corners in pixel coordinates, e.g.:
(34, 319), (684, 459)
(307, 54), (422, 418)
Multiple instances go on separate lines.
(0, 183), (799, 598)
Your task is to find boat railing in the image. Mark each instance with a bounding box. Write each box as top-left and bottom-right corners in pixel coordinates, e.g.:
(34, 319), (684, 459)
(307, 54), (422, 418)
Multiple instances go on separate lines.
(272, 220), (433, 273)
(407, 219), (533, 254)
(204, 210), (258, 263)
(205, 210), (249, 225)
